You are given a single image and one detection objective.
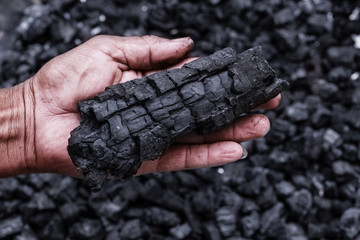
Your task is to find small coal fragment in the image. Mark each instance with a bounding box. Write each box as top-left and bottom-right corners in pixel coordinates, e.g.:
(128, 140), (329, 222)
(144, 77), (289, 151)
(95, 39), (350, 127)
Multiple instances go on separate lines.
(257, 186), (277, 210)
(311, 107), (331, 128)
(68, 46), (288, 191)
(327, 46), (359, 65)
(275, 181), (296, 197)
(26, 192), (56, 211)
(119, 219), (149, 240)
(332, 160), (357, 182)
(260, 203), (286, 238)
(69, 218), (105, 240)
(285, 102), (309, 122)
(141, 179), (185, 212)
(340, 208), (360, 239)
(203, 221), (221, 240)
(0, 216), (24, 239)
(169, 223), (192, 240)
(311, 79), (339, 99)
(59, 202), (83, 222)
(307, 14), (333, 34)
(323, 128), (342, 149)
(13, 225), (37, 240)
(286, 189), (313, 216)
(240, 211), (260, 238)
(274, 8), (296, 26)
(144, 207), (180, 227)
(216, 206), (237, 237)
(285, 223), (307, 240)
(40, 215), (65, 240)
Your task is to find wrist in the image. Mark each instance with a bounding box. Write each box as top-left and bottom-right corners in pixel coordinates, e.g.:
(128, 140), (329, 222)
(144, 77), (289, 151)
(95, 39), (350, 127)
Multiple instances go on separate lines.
(0, 80), (37, 176)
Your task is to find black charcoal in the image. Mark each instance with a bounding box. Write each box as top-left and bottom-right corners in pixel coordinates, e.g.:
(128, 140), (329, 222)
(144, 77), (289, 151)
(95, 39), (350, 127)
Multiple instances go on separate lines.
(332, 160), (356, 180)
(311, 79), (339, 99)
(257, 186), (277, 209)
(241, 199), (260, 214)
(144, 207), (180, 227)
(260, 203), (285, 236)
(307, 14), (333, 33)
(285, 102), (309, 122)
(68, 46), (288, 192)
(26, 192), (56, 211)
(241, 211), (260, 237)
(169, 223), (192, 240)
(40, 215), (65, 240)
(323, 128), (342, 148)
(275, 181), (296, 197)
(327, 46), (359, 65)
(216, 206), (237, 237)
(311, 107), (331, 128)
(14, 225), (37, 240)
(0, 216), (24, 239)
(285, 223), (307, 240)
(203, 222), (221, 240)
(340, 208), (360, 239)
(69, 218), (105, 240)
(286, 189), (313, 216)
(119, 219), (149, 240)
(274, 8), (296, 26)
(59, 202), (83, 222)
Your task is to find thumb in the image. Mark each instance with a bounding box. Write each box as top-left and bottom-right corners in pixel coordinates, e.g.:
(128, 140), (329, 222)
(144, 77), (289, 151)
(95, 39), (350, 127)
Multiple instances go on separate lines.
(109, 35), (194, 70)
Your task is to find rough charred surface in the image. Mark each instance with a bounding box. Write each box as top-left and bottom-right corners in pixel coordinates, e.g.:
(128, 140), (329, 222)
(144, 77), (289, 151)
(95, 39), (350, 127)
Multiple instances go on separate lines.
(68, 46), (288, 192)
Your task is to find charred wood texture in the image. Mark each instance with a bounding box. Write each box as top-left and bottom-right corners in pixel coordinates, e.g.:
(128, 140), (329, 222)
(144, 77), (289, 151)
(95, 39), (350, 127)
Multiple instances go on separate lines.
(67, 46), (288, 192)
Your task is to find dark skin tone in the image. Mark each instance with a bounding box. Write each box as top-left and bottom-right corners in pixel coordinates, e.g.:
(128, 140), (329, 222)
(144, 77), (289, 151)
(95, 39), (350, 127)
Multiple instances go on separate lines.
(0, 35), (281, 178)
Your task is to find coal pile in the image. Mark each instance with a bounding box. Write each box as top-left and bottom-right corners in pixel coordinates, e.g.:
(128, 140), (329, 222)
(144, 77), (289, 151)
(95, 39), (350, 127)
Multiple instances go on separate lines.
(1, 0), (360, 239)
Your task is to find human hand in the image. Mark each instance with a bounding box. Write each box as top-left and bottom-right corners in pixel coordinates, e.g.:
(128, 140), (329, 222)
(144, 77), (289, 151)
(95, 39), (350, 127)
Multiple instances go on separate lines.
(3, 35), (280, 178)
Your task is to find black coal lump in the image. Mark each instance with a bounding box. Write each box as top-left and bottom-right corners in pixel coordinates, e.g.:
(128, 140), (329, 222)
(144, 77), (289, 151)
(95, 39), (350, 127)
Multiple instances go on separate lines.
(0, 216), (24, 239)
(68, 46), (289, 192)
(69, 218), (105, 240)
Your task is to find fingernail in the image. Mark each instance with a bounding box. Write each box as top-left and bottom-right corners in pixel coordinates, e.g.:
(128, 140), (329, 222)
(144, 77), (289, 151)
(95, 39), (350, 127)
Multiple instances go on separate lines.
(240, 147), (248, 160)
(172, 36), (191, 42)
(172, 37), (194, 46)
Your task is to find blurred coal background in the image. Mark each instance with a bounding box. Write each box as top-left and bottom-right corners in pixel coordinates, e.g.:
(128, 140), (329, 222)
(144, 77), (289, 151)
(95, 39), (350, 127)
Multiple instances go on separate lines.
(1, 0), (360, 239)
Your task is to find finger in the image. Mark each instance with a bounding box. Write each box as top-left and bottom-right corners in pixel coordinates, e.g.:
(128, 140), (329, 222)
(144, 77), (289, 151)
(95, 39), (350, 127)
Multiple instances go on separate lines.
(254, 94), (282, 110)
(136, 141), (243, 175)
(176, 114), (270, 144)
(108, 35), (194, 70)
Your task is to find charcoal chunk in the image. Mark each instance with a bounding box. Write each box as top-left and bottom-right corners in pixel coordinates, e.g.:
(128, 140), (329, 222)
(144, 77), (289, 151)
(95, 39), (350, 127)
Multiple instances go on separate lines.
(26, 192), (56, 211)
(169, 223), (192, 240)
(241, 211), (260, 237)
(68, 46), (288, 191)
(275, 181), (296, 197)
(340, 208), (360, 239)
(0, 216), (24, 239)
(260, 203), (285, 236)
(286, 189), (313, 216)
(119, 219), (149, 240)
(203, 222), (221, 240)
(144, 207), (180, 227)
(69, 219), (105, 240)
(216, 206), (237, 237)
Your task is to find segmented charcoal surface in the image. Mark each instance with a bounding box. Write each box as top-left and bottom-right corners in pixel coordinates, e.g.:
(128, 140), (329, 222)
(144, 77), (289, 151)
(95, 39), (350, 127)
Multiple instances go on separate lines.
(67, 46), (289, 192)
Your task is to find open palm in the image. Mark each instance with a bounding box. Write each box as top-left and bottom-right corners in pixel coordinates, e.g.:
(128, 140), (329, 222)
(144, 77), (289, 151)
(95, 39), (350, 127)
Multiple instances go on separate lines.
(25, 35), (280, 177)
